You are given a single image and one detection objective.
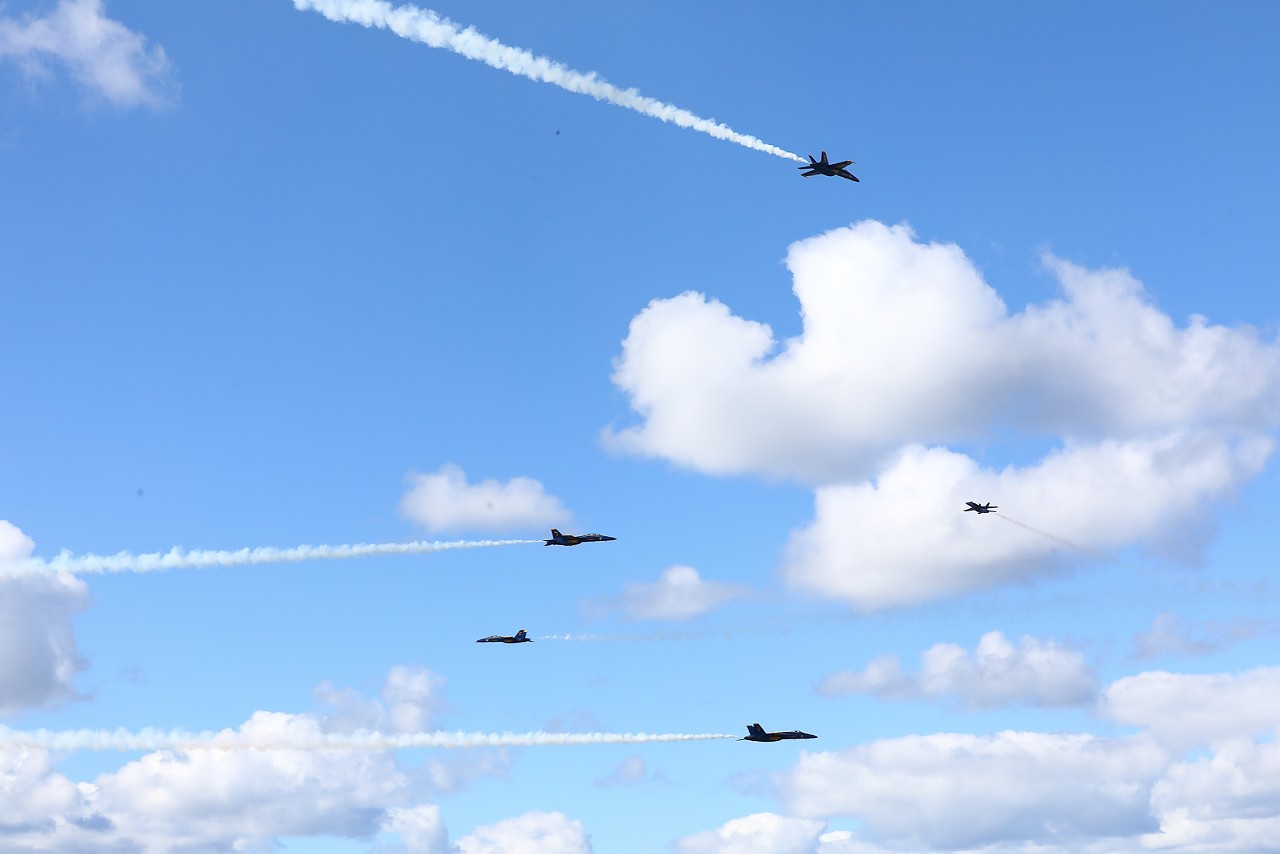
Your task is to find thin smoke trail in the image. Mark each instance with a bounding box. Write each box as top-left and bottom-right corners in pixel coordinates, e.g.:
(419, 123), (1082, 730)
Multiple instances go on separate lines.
(4, 538), (540, 577)
(539, 630), (707, 642)
(998, 515), (1112, 562)
(294, 0), (805, 162)
(539, 610), (860, 642)
(998, 514), (1168, 581)
(0, 727), (738, 752)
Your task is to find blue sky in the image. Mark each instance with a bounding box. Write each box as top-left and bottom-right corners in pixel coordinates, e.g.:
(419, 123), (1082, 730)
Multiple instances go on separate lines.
(2, 1), (1280, 851)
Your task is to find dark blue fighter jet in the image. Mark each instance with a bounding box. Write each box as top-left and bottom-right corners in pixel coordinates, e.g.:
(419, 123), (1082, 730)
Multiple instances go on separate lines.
(798, 151), (859, 182)
(543, 528), (616, 547)
(476, 629), (532, 644)
(740, 723), (818, 742)
(964, 502), (997, 514)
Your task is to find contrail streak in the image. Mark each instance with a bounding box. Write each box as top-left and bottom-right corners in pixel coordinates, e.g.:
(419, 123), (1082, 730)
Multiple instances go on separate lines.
(294, 0), (804, 162)
(998, 515), (1112, 562)
(4, 538), (539, 577)
(998, 514), (1167, 580)
(539, 631), (706, 642)
(0, 727), (738, 752)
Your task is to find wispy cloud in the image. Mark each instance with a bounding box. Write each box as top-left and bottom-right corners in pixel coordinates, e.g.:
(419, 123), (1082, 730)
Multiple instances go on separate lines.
(1131, 611), (1276, 659)
(818, 631), (1096, 709)
(0, 0), (176, 107)
(293, 0), (802, 161)
(591, 565), (752, 621)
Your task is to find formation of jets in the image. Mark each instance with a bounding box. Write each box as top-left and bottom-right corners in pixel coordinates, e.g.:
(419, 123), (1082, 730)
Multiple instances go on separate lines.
(965, 501), (997, 514)
(798, 151), (859, 182)
(543, 528), (617, 546)
(740, 723), (818, 742)
(476, 628), (532, 644)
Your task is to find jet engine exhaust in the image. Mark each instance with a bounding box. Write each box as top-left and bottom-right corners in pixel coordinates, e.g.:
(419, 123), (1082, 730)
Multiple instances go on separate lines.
(293, 0), (805, 162)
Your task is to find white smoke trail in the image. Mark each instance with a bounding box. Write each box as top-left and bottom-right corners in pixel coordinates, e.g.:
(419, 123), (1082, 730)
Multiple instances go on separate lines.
(0, 726), (738, 752)
(540, 630), (706, 642)
(294, 0), (804, 162)
(3, 538), (539, 577)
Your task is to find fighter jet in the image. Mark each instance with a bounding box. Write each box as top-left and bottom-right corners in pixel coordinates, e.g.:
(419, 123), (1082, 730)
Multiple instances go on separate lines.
(964, 501), (998, 514)
(798, 151), (859, 182)
(739, 723), (818, 742)
(543, 528), (617, 547)
(476, 629), (532, 644)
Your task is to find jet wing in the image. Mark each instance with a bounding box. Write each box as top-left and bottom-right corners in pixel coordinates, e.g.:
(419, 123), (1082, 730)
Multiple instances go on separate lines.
(800, 170), (820, 177)
(830, 160), (854, 169)
(838, 172), (860, 182)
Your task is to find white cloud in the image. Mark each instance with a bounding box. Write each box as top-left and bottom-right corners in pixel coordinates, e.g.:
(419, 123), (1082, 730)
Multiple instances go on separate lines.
(777, 731), (1169, 850)
(675, 812), (828, 854)
(1144, 736), (1280, 852)
(316, 664), (447, 734)
(456, 811), (591, 854)
(0, 0), (175, 107)
(0, 712), (418, 850)
(818, 631), (1095, 708)
(0, 521), (90, 717)
(1101, 666), (1280, 749)
(1131, 612), (1274, 659)
(379, 804), (453, 854)
(400, 464), (572, 535)
(602, 565), (751, 621)
(607, 221), (1280, 608)
(608, 221), (1280, 484)
(781, 435), (1269, 609)
(767, 666), (1280, 852)
(0, 666), (498, 851)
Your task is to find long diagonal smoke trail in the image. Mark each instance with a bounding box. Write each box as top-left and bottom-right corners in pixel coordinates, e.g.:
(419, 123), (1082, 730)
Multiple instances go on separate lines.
(293, 0), (804, 162)
(4, 538), (539, 577)
(0, 727), (738, 752)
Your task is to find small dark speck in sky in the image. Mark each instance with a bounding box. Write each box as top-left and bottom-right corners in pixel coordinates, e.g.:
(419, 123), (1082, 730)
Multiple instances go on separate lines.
(136, 488), (144, 497)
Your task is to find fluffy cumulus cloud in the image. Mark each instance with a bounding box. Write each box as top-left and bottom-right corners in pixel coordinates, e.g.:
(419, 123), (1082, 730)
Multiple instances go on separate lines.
(400, 463), (572, 535)
(745, 666), (1280, 852)
(0, 521), (90, 718)
(1101, 666), (1280, 750)
(602, 565), (751, 621)
(777, 731), (1169, 851)
(1145, 737), (1280, 851)
(610, 221), (1280, 483)
(675, 812), (830, 854)
(0, 712), (418, 850)
(316, 664), (447, 734)
(783, 435), (1269, 609)
(456, 811), (591, 854)
(818, 631), (1095, 708)
(0, 0), (175, 107)
(608, 221), (1280, 607)
(0, 666), (535, 851)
